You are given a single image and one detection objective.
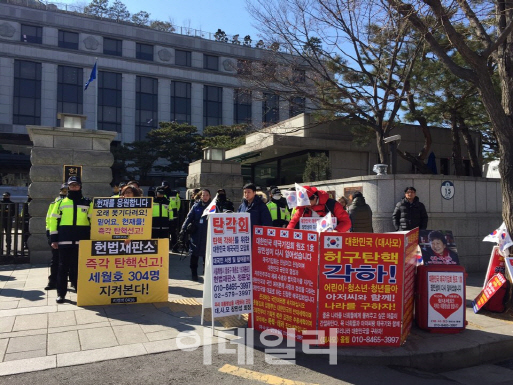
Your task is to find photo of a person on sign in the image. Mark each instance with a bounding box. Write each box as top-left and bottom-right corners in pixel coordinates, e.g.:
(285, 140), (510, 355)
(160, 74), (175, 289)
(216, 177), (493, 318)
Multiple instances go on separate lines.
(421, 230), (460, 265)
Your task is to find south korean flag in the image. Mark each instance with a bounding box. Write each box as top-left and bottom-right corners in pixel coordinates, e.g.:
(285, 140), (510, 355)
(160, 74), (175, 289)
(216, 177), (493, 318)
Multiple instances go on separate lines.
(254, 227), (263, 235)
(293, 232), (303, 240)
(267, 228), (276, 237)
(307, 233), (317, 242)
(280, 229), (289, 238)
(324, 235), (342, 249)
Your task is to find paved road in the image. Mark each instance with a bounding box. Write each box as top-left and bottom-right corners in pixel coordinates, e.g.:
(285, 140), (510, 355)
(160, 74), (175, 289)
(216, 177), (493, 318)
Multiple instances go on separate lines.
(3, 342), (513, 385)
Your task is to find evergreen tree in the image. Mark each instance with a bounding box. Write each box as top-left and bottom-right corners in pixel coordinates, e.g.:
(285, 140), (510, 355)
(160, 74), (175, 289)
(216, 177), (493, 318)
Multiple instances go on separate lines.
(108, 0), (130, 22)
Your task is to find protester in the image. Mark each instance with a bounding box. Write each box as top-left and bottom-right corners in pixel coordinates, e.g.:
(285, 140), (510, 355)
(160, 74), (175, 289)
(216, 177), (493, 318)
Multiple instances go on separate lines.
(120, 185), (142, 197)
(127, 180), (143, 196)
(238, 183), (272, 229)
(216, 189), (234, 213)
(347, 191), (373, 232)
(256, 190), (268, 204)
(180, 189), (212, 281)
(337, 196), (349, 211)
(189, 188), (201, 209)
(267, 188), (290, 228)
(49, 177), (92, 303)
(422, 230), (460, 265)
(287, 186), (351, 232)
(392, 186), (428, 231)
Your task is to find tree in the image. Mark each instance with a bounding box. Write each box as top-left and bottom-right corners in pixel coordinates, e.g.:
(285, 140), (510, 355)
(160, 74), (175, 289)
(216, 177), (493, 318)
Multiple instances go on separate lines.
(108, 0), (130, 22)
(111, 141), (159, 184)
(201, 124), (251, 149)
(245, 0), (431, 171)
(303, 153), (331, 182)
(84, 0), (109, 18)
(387, 0), (513, 239)
(149, 20), (175, 32)
(147, 122), (202, 173)
(131, 10), (150, 26)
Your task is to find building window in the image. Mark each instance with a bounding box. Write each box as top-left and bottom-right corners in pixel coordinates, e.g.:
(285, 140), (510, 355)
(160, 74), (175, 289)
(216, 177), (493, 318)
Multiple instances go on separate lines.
(237, 59), (251, 75)
(13, 60), (41, 125)
(57, 65), (83, 115)
(204, 54), (219, 71)
(21, 24), (42, 44)
(171, 81), (191, 124)
(262, 93), (279, 124)
(234, 89), (252, 124)
(136, 76), (158, 141)
(103, 37), (122, 56)
(136, 43), (153, 61)
(204, 85), (222, 127)
(98, 71), (122, 132)
(58, 30), (79, 50)
(289, 97), (305, 118)
(175, 50), (191, 67)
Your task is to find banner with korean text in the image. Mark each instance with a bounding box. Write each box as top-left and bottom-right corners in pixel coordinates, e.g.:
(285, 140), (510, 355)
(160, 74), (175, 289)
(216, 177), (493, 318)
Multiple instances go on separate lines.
(91, 197), (152, 240)
(77, 239), (169, 306)
(252, 226), (319, 341)
(203, 213), (253, 320)
(317, 229), (418, 346)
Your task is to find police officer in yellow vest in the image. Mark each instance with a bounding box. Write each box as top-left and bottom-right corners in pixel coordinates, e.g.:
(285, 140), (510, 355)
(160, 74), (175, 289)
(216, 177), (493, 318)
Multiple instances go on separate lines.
(152, 186), (173, 239)
(49, 177), (92, 303)
(267, 188), (291, 228)
(162, 181), (181, 250)
(44, 183), (68, 290)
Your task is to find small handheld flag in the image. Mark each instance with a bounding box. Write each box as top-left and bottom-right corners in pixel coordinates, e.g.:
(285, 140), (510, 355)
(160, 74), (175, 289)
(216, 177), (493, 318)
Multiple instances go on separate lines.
(295, 183), (310, 207)
(84, 62), (97, 91)
(202, 194), (218, 216)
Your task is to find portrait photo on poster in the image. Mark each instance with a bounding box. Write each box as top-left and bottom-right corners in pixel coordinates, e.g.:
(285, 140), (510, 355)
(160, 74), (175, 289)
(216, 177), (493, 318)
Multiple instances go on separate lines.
(419, 229), (460, 265)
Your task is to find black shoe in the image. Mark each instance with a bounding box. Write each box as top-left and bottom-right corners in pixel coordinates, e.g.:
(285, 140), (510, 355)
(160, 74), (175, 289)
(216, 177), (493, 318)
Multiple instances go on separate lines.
(45, 282), (57, 290)
(56, 296), (65, 304)
(191, 274), (199, 282)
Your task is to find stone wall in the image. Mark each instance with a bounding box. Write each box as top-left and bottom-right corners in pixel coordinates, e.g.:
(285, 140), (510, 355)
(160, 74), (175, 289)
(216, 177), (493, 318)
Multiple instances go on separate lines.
(292, 174), (502, 273)
(27, 126), (116, 263)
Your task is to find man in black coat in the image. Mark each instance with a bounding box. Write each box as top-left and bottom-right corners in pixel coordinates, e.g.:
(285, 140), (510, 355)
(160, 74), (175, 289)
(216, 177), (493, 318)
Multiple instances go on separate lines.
(392, 186), (428, 231)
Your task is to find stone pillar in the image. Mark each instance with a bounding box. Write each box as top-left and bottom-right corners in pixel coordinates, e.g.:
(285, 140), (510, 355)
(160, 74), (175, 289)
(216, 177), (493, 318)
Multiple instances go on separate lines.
(186, 149), (243, 203)
(27, 126), (117, 263)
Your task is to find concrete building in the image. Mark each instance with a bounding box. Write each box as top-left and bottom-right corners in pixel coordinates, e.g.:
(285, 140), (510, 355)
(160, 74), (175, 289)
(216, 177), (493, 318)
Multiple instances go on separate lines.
(0, 1), (300, 188)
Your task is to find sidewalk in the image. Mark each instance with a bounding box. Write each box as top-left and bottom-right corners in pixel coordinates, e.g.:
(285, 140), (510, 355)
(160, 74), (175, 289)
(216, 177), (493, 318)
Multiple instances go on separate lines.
(0, 256), (512, 376)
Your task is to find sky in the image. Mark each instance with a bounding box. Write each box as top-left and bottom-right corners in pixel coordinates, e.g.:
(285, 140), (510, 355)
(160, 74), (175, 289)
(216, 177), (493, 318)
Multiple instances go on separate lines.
(59, 0), (261, 40)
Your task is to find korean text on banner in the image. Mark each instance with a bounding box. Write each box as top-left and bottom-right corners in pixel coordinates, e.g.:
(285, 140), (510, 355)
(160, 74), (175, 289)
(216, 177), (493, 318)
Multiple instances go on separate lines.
(472, 273), (507, 313)
(252, 226), (319, 341)
(427, 271), (465, 328)
(208, 213), (253, 317)
(77, 239), (169, 306)
(91, 197), (153, 240)
(317, 229), (417, 346)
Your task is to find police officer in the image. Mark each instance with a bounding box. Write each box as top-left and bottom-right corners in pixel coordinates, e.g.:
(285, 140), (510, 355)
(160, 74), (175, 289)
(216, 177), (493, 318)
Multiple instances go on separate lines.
(267, 188), (290, 228)
(44, 183), (68, 290)
(49, 177), (92, 303)
(152, 186), (172, 239)
(162, 182), (181, 250)
(1, 192), (15, 255)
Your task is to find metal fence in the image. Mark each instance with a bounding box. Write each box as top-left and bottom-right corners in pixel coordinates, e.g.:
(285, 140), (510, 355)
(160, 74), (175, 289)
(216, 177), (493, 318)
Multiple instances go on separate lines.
(0, 202), (30, 264)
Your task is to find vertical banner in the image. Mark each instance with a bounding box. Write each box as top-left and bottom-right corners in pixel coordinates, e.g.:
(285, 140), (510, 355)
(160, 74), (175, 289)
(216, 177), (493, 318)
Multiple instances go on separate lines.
(203, 213), (253, 319)
(252, 227), (319, 341)
(77, 239), (169, 306)
(472, 273), (507, 313)
(318, 231), (414, 346)
(427, 271), (465, 328)
(484, 246), (505, 287)
(401, 228), (419, 343)
(90, 197), (153, 240)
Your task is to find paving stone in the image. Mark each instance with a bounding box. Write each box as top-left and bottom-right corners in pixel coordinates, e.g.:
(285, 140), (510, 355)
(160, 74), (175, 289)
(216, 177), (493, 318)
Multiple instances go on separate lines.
(0, 356), (56, 376)
(48, 321), (111, 335)
(12, 313), (48, 331)
(0, 338), (7, 361)
(112, 325), (149, 345)
(0, 301), (19, 310)
(48, 311), (76, 328)
(3, 349), (47, 362)
(0, 316), (15, 333)
(6, 334), (46, 353)
(78, 326), (118, 350)
(74, 309), (108, 325)
(47, 330), (80, 355)
(57, 343), (147, 367)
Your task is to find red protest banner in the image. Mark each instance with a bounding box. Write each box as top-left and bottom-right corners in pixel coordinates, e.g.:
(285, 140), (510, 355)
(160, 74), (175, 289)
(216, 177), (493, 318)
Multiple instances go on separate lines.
(472, 273), (507, 313)
(252, 226), (319, 341)
(317, 230), (418, 346)
(483, 246), (505, 288)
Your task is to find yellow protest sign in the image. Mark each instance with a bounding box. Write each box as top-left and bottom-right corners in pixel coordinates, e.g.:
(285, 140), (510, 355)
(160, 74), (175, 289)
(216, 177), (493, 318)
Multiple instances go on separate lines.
(77, 239), (169, 306)
(91, 197), (152, 240)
